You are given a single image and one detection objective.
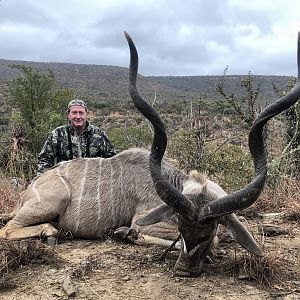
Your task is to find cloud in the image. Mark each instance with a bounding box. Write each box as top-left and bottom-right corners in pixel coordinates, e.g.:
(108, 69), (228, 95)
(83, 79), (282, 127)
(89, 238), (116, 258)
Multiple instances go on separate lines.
(0, 0), (299, 76)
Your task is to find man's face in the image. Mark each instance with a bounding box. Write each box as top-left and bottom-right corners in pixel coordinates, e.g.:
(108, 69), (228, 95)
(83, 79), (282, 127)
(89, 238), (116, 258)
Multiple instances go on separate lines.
(67, 105), (87, 132)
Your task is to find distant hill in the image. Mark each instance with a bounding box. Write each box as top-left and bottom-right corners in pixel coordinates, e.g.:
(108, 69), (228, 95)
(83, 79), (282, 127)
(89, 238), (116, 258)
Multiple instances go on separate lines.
(148, 74), (294, 102)
(0, 59), (197, 107)
(0, 59), (295, 108)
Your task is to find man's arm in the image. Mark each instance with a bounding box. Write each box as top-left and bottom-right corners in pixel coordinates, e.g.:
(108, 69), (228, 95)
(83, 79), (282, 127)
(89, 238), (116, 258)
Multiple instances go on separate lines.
(91, 127), (116, 158)
(37, 133), (57, 175)
(102, 131), (116, 158)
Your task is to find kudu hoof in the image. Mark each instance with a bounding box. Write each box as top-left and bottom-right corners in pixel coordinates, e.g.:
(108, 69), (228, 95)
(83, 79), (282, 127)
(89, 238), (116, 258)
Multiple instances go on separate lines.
(40, 229), (57, 246)
(114, 226), (139, 242)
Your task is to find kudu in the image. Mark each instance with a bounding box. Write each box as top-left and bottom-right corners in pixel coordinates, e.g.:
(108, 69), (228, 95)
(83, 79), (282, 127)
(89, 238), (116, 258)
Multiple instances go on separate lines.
(1, 32), (300, 277)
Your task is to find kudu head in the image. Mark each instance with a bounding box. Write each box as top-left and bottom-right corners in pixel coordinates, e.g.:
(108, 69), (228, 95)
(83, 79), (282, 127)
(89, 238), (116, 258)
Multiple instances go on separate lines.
(125, 31), (300, 277)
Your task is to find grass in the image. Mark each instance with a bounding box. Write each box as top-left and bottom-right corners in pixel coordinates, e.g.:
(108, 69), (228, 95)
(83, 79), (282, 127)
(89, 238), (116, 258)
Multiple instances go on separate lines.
(239, 243), (300, 293)
(0, 239), (62, 291)
(244, 175), (300, 221)
(0, 158), (299, 290)
(241, 250), (284, 285)
(0, 174), (20, 216)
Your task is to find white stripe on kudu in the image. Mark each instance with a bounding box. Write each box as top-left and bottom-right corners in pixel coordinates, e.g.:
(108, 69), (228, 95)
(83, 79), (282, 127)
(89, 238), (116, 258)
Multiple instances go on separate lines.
(32, 180), (41, 203)
(56, 167), (71, 199)
(75, 159), (89, 232)
(96, 158), (103, 228)
(108, 159), (115, 225)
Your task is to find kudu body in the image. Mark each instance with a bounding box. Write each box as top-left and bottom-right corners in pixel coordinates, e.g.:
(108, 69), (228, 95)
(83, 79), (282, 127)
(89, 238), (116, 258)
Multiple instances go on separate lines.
(1, 32), (300, 277)
(0, 149), (182, 240)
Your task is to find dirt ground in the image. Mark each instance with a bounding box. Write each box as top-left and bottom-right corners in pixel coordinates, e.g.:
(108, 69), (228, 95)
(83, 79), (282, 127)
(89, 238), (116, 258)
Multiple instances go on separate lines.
(0, 219), (299, 300)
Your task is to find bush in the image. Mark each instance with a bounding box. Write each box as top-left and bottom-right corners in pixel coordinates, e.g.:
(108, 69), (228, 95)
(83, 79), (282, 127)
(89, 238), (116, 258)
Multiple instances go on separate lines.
(201, 144), (253, 192)
(168, 128), (253, 192)
(1, 64), (73, 180)
(7, 65), (73, 155)
(108, 125), (153, 152)
(167, 128), (205, 171)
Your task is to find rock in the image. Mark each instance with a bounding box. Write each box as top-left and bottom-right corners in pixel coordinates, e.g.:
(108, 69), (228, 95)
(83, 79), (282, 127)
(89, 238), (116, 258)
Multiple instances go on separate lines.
(122, 275), (130, 281)
(62, 275), (76, 297)
(47, 236), (57, 246)
(258, 224), (290, 236)
(260, 212), (286, 223)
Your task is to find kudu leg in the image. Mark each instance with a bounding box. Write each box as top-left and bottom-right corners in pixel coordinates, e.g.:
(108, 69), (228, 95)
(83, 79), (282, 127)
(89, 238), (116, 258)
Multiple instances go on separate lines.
(114, 226), (181, 249)
(0, 174), (70, 240)
(131, 213), (179, 241)
(0, 222), (58, 240)
(0, 199), (60, 240)
(114, 212), (181, 249)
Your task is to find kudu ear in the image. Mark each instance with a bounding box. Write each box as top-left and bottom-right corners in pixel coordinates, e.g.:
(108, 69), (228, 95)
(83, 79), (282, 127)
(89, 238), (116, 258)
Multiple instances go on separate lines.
(136, 204), (174, 226)
(220, 214), (264, 256)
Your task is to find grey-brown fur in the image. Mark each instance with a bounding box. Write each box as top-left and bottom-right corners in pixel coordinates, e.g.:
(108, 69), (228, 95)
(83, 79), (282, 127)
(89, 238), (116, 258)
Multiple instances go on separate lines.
(0, 148), (187, 240)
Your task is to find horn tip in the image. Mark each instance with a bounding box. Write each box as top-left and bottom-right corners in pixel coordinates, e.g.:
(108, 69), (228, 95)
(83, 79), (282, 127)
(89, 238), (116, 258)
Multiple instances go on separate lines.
(124, 31), (131, 43)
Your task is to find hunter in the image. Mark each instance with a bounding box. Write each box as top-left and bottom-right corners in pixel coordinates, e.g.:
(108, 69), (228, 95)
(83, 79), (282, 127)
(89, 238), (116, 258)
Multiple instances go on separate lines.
(37, 99), (116, 174)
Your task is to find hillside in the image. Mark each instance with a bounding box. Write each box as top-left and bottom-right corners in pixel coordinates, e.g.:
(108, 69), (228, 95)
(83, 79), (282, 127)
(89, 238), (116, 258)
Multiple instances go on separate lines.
(0, 59), (294, 109)
(148, 74), (294, 102)
(0, 59), (198, 108)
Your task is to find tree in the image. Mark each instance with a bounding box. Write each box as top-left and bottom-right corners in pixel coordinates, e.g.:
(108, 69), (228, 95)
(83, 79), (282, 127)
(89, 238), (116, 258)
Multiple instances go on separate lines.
(215, 67), (262, 128)
(215, 70), (299, 180)
(2, 64), (73, 179)
(272, 79), (300, 178)
(7, 64), (73, 154)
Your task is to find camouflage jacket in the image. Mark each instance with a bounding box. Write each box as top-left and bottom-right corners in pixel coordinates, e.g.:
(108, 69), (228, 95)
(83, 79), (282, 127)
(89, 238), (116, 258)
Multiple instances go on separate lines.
(37, 122), (116, 174)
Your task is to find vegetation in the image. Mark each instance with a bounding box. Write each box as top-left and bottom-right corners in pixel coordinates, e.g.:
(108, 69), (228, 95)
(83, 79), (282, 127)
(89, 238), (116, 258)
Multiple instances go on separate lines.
(168, 128), (253, 191)
(215, 68), (262, 127)
(0, 61), (299, 294)
(108, 125), (152, 153)
(0, 65), (73, 180)
(214, 70), (299, 186)
(0, 61), (298, 198)
(271, 78), (300, 179)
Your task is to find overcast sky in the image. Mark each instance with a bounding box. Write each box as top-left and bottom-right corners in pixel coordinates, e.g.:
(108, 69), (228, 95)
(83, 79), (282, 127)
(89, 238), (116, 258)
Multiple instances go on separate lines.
(0, 0), (299, 76)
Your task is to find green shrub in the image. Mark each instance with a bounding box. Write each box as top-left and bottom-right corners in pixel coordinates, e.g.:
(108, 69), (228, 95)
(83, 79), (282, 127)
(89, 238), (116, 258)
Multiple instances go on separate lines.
(202, 144), (253, 192)
(168, 128), (253, 192)
(167, 128), (205, 171)
(1, 64), (73, 180)
(108, 125), (152, 152)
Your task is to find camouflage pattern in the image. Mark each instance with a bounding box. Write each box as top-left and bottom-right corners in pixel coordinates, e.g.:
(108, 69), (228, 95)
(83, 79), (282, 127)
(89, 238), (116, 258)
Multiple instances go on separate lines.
(68, 99), (88, 111)
(37, 121), (116, 174)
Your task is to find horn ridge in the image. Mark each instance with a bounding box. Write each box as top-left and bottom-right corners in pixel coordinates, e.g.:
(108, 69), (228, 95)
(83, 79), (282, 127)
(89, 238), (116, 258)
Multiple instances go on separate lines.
(125, 31), (195, 220)
(201, 32), (300, 219)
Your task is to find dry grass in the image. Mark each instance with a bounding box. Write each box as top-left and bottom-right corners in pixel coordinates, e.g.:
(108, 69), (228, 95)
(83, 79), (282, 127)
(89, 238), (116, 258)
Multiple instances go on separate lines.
(240, 245), (300, 293)
(0, 239), (60, 275)
(267, 175), (300, 206)
(0, 173), (21, 215)
(240, 176), (299, 292)
(241, 251), (284, 285)
(0, 239), (62, 291)
(244, 176), (300, 221)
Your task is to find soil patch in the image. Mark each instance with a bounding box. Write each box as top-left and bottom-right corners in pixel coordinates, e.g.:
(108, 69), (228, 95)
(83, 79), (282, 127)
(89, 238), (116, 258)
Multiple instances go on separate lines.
(0, 221), (299, 300)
